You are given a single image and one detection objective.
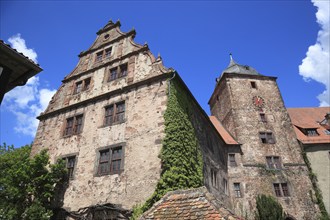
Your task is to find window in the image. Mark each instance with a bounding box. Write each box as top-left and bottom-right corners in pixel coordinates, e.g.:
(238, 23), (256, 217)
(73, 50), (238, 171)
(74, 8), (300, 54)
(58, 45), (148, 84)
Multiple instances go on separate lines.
(306, 129), (319, 136)
(259, 132), (275, 144)
(74, 81), (83, 94)
(105, 47), (112, 58)
(234, 183), (242, 198)
(250, 81), (257, 89)
(273, 183), (290, 197)
(324, 129), (330, 135)
(95, 51), (103, 62)
(223, 178), (228, 195)
(108, 63), (128, 81)
(74, 78), (91, 94)
(260, 113), (267, 122)
(104, 102), (125, 126)
(63, 156), (76, 179)
(211, 168), (217, 188)
(97, 146), (123, 176)
(64, 115), (84, 136)
(228, 154), (237, 166)
(266, 156), (281, 169)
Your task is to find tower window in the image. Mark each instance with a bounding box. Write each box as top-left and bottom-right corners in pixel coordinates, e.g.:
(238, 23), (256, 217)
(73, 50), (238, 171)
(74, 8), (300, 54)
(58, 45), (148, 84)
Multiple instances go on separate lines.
(260, 113), (267, 122)
(259, 132), (275, 144)
(228, 153), (237, 166)
(234, 183), (242, 198)
(250, 81), (257, 89)
(273, 183), (290, 197)
(266, 156), (281, 169)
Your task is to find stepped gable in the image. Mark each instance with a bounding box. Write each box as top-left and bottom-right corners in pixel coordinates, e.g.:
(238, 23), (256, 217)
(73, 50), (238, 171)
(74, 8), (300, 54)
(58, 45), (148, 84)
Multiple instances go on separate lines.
(140, 187), (243, 220)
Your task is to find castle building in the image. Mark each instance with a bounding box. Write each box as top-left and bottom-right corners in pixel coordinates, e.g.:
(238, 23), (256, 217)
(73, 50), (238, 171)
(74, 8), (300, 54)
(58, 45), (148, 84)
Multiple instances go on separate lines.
(31, 20), (326, 219)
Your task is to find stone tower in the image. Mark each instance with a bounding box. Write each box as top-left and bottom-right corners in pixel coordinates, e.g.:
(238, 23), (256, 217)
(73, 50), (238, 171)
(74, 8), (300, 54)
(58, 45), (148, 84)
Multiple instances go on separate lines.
(208, 56), (320, 219)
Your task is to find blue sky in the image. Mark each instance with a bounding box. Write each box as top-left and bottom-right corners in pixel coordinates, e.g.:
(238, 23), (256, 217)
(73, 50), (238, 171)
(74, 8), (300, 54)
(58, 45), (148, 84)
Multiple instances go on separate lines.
(0, 1), (329, 148)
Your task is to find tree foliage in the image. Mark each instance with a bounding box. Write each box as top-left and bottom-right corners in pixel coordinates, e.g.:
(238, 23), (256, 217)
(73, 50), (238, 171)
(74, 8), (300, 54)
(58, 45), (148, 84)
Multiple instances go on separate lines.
(0, 143), (67, 220)
(140, 77), (203, 212)
(255, 194), (284, 220)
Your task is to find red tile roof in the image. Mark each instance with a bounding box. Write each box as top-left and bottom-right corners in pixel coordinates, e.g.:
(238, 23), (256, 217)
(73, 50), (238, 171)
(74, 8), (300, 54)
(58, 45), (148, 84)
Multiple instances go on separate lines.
(287, 107), (330, 144)
(141, 187), (243, 220)
(209, 116), (239, 145)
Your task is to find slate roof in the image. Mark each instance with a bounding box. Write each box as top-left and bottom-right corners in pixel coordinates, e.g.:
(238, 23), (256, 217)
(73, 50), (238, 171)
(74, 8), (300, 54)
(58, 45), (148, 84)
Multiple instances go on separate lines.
(140, 187), (243, 220)
(287, 107), (330, 144)
(221, 57), (261, 76)
(209, 116), (239, 145)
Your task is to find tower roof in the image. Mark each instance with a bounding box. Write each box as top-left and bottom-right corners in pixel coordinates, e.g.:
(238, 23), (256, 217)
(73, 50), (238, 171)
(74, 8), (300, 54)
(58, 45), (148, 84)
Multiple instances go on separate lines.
(221, 54), (262, 76)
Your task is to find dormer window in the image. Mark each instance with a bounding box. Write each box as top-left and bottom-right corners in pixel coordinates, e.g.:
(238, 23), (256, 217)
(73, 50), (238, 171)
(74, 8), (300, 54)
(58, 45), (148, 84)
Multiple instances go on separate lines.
(324, 129), (330, 135)
(306, 129), (318, 136)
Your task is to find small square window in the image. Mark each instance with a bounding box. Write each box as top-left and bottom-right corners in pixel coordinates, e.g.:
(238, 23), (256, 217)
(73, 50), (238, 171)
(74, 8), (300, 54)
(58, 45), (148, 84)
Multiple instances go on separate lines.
(259, 132), (275, 144)
(273, 183), (290, 197)
(250, 81), (257, 89)
(234, 183), (242, 198)
(266, 156), (281, 169)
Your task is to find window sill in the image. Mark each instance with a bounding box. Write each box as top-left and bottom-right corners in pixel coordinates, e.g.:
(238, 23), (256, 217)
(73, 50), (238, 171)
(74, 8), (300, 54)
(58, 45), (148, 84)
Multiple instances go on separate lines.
(101, 120), (126, 128)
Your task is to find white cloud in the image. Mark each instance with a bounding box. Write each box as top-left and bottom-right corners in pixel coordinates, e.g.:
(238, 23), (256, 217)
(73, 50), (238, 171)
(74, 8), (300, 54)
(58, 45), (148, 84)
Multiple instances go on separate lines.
(299, 0), (330, 107)
(3, 35), (56, 137)
(8, 34), (38, 63)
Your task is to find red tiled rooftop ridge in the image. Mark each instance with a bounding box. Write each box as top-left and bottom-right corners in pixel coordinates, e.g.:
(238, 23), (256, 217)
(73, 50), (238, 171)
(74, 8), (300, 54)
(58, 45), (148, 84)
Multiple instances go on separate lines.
(287, 107), (330, 144)
(209, 116), (239, 145)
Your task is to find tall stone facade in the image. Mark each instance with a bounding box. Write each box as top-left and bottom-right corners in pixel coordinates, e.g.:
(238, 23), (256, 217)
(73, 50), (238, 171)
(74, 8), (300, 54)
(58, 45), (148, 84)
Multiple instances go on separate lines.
(208, 58), (320, 219)
(31, 20), (231, 218)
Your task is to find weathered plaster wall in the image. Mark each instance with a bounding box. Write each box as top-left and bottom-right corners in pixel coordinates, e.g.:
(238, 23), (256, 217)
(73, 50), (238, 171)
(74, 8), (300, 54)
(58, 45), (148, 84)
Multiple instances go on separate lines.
(33, 78), (168, 211)
(305, 144), (330, 214)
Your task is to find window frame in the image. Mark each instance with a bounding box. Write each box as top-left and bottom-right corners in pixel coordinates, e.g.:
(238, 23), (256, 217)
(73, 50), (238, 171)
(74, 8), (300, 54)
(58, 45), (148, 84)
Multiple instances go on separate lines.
(104, 101), (125, 126)
(210, 168), (218, 189)
(266, 156), (281, 170)
(228, 153), (237, 166)
(95, 51), (103, 62)
(73, 78), (91, 94)
(250, 81), (257, 89)
(95, 143), (125, 176)
(259, 113), (267, 123)
(259, 132), (275, 144)
(63, 114), (84, 137)
(233, 183), (242, 198)
(273, 183), (290, 197)
(62, 155), (77, 180)
(107, 63), (128, 82)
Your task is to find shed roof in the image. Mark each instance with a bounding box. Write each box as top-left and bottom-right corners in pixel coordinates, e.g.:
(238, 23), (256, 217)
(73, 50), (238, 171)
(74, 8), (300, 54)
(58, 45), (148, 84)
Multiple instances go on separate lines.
(209, 116), (239, 145)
